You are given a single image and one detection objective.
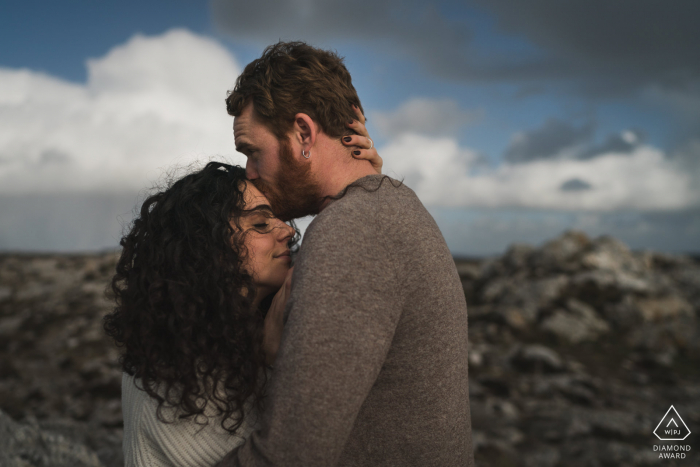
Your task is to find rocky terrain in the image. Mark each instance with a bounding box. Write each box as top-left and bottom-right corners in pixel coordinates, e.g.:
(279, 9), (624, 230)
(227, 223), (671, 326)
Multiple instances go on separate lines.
(0, 230), (698, 466)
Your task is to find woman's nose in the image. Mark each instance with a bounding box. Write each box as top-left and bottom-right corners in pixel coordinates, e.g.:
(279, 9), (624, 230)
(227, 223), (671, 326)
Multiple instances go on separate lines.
(276, 221), (294, 241)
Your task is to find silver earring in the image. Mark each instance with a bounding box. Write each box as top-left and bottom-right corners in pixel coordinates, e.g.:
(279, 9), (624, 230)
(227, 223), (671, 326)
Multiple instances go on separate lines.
(302, 150), (311, 159)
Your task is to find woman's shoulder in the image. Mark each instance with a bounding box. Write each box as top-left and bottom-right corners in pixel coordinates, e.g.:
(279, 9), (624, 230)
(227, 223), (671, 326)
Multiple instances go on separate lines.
(121, 373), (257, 467)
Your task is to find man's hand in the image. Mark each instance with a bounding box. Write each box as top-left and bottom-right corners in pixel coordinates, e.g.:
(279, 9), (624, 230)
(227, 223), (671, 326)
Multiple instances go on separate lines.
(263, 267), (294, 366)
(342, 105), (383, 174)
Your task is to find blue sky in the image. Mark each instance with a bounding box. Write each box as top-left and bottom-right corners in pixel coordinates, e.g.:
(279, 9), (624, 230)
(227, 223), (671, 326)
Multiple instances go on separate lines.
(1, 0), (698, 254)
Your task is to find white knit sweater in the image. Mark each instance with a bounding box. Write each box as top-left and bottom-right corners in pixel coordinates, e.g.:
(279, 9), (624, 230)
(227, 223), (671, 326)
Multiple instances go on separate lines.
(121, 373), (258, 467)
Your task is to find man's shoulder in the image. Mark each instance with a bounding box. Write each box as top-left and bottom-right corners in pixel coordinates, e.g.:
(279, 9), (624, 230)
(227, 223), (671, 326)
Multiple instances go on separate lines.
(307, 176), (415, 238)
(331, 175), (421, 216)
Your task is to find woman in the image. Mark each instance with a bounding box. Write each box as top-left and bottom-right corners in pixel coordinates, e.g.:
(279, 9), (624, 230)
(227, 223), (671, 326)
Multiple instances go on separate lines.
(104, 113), (380, 466)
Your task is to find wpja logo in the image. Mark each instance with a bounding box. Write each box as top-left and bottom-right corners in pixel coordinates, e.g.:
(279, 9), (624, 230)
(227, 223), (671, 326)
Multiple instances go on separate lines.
(652, 405), (691, 460)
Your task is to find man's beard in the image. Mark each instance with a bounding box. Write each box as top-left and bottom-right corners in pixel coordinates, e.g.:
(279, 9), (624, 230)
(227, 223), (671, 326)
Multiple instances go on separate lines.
(253, 137), (323, 222)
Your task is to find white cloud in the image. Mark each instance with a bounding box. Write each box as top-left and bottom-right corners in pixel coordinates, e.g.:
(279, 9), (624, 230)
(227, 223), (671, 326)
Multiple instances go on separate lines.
(0, 29), (244, 195)
(370, 98), (481, 138)
(381, 134), (700, 211)
(0, 28), (696, 216)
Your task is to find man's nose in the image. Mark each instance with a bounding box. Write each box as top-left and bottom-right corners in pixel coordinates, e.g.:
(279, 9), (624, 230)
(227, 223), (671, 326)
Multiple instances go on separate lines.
(245, 159), (258, 180)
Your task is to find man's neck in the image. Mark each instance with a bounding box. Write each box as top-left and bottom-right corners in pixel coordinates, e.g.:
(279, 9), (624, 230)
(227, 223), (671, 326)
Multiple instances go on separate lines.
(313, 137), (378, 211)
(318, 165), (377, 210)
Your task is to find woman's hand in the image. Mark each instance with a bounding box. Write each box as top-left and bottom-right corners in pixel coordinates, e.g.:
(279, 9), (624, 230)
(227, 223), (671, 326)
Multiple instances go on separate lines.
(342, 105), (383, 174)
(262, 267), (293, 366)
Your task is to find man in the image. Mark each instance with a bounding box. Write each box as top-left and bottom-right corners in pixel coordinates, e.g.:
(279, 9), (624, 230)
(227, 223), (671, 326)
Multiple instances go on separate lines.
(219, 41), (474, 467)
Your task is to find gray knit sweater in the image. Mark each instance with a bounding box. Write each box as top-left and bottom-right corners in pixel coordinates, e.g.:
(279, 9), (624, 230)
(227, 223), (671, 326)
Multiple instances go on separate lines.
(219, 174), (474, 466)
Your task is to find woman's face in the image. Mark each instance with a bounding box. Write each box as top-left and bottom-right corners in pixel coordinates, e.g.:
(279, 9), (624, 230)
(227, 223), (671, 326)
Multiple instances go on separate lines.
(237, 182), (295, 299)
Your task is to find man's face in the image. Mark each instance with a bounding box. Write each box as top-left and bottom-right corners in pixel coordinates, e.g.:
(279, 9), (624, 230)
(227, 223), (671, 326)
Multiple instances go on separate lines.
(233, 102), (322, 221)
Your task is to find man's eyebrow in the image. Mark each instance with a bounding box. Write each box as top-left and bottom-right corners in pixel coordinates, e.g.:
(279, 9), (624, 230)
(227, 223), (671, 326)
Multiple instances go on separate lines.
(235, 142), (253, 154)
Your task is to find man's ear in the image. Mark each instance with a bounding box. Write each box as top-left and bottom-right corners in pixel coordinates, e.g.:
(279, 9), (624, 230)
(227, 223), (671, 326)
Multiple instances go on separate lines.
(292, 113), (317, 150)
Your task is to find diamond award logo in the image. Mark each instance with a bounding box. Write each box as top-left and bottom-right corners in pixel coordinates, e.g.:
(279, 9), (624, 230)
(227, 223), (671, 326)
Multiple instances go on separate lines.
(654, 405), (691, 441)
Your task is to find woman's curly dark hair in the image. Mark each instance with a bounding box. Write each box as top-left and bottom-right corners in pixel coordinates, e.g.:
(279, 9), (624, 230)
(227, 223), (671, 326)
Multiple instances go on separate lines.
(104, 161), (298, 433)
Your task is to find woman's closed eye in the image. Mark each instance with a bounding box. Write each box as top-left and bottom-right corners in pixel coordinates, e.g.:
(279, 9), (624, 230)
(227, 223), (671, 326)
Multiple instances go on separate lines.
(248, 215), (274, 232)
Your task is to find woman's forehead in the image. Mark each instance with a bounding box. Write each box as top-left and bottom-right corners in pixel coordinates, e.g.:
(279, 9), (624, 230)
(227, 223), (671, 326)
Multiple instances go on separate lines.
(243, 181), (271, 210)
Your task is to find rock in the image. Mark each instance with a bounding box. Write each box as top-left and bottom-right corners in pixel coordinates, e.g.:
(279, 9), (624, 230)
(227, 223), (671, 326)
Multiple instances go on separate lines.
(0, 285), (11, 302)
(670, 265), (700, 313)
(501, 243), (535, 270)
(511, 344), (564, 373)
(1, 232), (699, 467)
(0, 252), (123, 459)
(454, 260), (481, 280)
(0, 409), (105, 467)
(580, 235), (648, 274)
(558, 438), (659, 467)
(602, 295), (645, 331)
(636, 295), (694, 322)
(468, 380), (486, 398)
(540, 299), (610, 344)
(35, 418), (123, 467)
(481, 275), (569, 323)
(625, 319), (697, 352)
(0, 315), (24, 337)
(583, 409), (653, 440)
(479, 277), (514, 304)
(523, 446), (560, 467)
(631, 349), (677, 369)
(532, 374), (599, 406)
(531, 230), (591, 272)
(570, 269), (651, 305)
(501, 307), (528, 330)
(486, 398), (520, 422)
(478, 377), (511, 397)
(650, 251), (697, 271)
(468, 349), (483, 368)
(472, 437), (518, 467)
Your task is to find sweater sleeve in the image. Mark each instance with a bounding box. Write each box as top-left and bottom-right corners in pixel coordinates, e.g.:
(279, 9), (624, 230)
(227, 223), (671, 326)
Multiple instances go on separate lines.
(122, 373), (255, 467)
(217, 207), (403, 467)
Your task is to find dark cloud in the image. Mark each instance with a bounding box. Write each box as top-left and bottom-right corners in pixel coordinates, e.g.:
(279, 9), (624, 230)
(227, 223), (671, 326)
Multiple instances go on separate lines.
(579, 130), (644, 159)
(471, 0), (700, 96)
(503, 119), (652, 163)
(211, 0), (700, 97)
(560, 178), (592, 192)
(504, 118), (593, 163)
(209, 0), (471, 74)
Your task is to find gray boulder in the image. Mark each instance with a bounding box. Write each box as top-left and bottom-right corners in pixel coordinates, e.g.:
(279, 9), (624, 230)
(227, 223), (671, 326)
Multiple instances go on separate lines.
(0, 410), (104, 467)
(540, 299), (610, 344)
